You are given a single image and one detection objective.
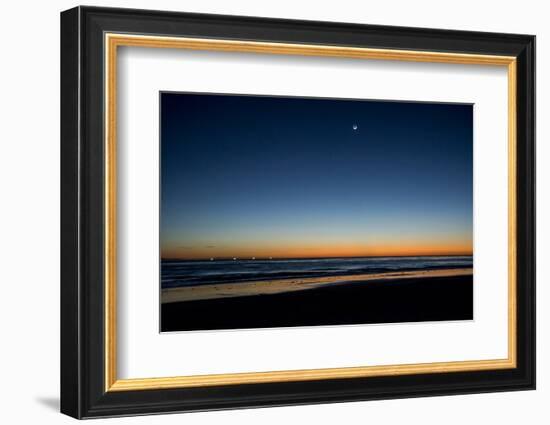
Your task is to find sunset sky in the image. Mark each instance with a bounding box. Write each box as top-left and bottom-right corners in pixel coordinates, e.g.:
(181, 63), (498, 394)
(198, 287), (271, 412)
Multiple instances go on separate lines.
(160, 93), (473, 260)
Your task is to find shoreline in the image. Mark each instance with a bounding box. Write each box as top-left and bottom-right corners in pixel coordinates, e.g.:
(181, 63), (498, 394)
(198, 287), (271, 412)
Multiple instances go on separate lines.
(161, 267), (473, 303)
(161, 274), (473, 331)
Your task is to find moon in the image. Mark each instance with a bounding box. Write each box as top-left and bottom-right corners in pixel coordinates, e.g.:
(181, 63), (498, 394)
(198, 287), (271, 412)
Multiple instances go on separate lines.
(352, 124), (358, 130)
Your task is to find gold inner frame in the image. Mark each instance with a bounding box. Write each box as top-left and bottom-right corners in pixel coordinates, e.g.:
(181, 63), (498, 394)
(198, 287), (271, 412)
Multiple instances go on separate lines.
(104, 33), (517, 392)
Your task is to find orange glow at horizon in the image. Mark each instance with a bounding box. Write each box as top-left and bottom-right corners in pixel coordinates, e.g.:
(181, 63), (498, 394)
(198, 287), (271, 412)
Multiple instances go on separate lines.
(162, 241), (473, 260)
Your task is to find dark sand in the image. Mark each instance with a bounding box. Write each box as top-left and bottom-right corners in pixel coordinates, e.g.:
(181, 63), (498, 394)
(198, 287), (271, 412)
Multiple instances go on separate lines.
(161, 274), (473, 332)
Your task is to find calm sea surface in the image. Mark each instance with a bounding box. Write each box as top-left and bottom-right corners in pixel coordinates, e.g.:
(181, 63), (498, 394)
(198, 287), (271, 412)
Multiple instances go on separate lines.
(161, 256), (473, 289)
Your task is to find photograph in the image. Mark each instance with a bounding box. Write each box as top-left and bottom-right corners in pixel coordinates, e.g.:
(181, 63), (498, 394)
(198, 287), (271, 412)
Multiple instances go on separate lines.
(160, 92), (474, 332)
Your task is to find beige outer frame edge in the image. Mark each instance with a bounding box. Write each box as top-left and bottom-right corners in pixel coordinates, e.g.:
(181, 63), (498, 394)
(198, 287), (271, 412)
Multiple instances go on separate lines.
(104, 33), (518, 392)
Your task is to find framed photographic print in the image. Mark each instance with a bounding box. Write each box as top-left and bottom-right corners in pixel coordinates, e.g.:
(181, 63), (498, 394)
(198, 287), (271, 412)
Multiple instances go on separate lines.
(60, 6), (535, 419)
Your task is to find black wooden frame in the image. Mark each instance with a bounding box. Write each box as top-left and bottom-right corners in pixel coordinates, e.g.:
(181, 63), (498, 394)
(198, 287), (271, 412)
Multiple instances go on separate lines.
(61, 6), (535, 419)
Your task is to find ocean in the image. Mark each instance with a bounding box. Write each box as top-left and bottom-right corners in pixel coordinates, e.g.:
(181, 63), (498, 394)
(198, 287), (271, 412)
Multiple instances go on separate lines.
(161, 255), (473, 289)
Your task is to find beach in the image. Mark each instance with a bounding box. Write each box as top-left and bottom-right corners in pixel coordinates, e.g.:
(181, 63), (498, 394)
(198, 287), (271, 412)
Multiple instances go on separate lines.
(161, 268), (473, 332)
(162, 267), (472, 303)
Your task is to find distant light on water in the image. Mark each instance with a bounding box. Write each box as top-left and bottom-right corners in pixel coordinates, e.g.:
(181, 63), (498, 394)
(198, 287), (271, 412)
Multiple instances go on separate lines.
(352, 124), (358, 130)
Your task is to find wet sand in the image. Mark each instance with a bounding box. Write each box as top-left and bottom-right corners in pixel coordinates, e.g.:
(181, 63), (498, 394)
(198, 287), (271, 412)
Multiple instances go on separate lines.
(162, 267), (473, 303)
(161, 271), (473, 332)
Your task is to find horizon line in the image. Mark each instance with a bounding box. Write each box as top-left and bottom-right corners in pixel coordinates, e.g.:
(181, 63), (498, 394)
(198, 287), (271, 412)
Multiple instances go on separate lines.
(161, 252), (474, 261)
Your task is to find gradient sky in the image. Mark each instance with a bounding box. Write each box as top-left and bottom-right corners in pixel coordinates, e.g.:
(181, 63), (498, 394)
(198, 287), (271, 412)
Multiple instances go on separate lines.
(160, 93), (473, 260)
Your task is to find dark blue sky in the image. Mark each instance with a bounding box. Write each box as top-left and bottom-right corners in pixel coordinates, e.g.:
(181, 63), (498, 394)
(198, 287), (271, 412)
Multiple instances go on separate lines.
(160, 92), (472, 259)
